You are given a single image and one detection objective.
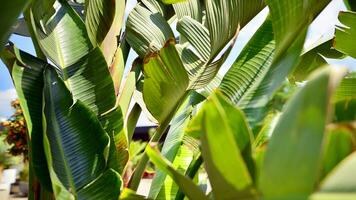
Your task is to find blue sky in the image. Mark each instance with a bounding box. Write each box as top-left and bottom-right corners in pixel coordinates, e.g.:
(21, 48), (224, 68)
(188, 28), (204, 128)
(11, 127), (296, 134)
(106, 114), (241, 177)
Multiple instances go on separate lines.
(1, 0), (355, 125)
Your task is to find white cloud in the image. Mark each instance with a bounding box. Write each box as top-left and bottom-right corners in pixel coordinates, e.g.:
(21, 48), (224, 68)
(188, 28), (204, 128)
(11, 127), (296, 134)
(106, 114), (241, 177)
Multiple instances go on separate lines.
(0, 88), (18, 119)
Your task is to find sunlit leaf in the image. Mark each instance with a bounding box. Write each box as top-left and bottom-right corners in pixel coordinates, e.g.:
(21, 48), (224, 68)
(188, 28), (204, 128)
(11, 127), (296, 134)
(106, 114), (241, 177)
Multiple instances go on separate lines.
(126, 5), (174, 57)
(146, 145), (208, 200)
(142, 39), (189, 124)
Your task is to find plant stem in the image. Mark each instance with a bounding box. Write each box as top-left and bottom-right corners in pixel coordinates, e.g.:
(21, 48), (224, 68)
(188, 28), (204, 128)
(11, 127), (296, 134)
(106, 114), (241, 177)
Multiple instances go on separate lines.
(127, 115), (171, 191)
(175, 154), (203, 200)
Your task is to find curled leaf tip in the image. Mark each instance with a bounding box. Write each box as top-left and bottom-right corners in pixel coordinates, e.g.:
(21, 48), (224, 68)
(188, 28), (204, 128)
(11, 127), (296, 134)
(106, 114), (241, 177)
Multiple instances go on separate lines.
(163, 38), (176, 48)
(143, 52), (159, 64)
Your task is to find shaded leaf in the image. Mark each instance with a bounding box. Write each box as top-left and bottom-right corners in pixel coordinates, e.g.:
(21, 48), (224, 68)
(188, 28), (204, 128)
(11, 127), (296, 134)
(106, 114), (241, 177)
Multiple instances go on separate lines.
(0, 1), (29, 50)
(0, 45), (52, 190)
(344, 0), (356, 11)
(333, 72), (356, 122)
(259, 67), (346, 199)
(219, 18), (275, 105)
(31, 0), (92, 68)
(187, 91), (256, 198)
(63, 47), (116, 115)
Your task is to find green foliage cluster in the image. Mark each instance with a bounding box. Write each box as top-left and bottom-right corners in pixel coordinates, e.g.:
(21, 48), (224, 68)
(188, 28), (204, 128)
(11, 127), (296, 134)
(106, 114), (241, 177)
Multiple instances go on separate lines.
(0, 0), (355, 200)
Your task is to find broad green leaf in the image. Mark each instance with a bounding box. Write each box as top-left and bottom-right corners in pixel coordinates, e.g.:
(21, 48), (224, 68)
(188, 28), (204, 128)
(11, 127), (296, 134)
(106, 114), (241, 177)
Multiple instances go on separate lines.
(31, 0), (92, 68)
(43, 67), (108, 191)
(142, 0), (165, 14)
(77, 169), (122, 200)
(214, 93), (256, 178)
(127, 104), (142, 142)
(146, 145), (208, 200)
(335, 11), (356, 58)
(84, 0), (126, 67)
(229, 0), (331, 128)
(175, 153), (204, 200)
(319, 152), (356, 193)
(61, 46), (126, 172)
(205, 0), (265, 58)
(291, 39), (344, 82)
(42, 67), (121, 199)
(177, 17), (211, 61)
(333, 72), (356, 122)
(126, 5), (174, 57)
(63, 47), (116, 115)
(334, 100), (356, 122)
(321, 126), (355, 179)
(266, 0), (330, 58)
(23, 9), (47, 60)
(0, 1), (29, 50)
(32, 0), (126, 174)
(219, 18), (275, 105)
(344, 0), (356, 11)
(0, 45), (52, 190)
(199, 74), (222, 97)
(85, 0), (116, 46)
(176, 45), (205, 89)
(259, 67), (346, 199)
(133, 89), (159, 124)
(173, 0), (202, 22)
(143, 39), (189, 123)
(198, 92), (255, 199)
(180, 0), (264, 89)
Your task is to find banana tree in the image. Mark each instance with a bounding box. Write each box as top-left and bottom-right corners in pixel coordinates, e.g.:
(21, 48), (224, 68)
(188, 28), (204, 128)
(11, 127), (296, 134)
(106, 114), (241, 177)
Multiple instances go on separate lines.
(0, 0), (355, 200)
